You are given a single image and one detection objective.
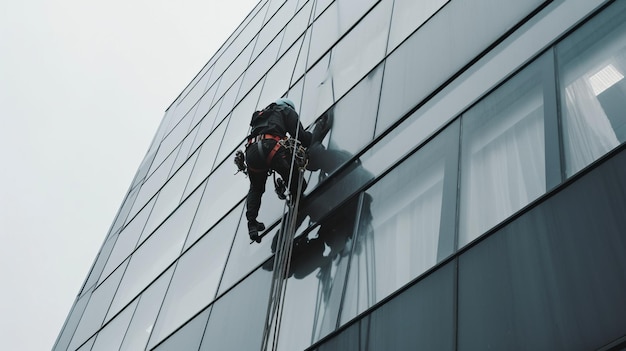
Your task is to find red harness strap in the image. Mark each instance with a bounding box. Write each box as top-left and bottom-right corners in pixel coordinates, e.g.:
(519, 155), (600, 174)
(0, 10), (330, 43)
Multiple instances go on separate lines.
(247, 134), (284, 173)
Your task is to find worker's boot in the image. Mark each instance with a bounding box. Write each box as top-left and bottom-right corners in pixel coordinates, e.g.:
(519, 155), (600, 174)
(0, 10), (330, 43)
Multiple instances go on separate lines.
(248, 220), (265, 243)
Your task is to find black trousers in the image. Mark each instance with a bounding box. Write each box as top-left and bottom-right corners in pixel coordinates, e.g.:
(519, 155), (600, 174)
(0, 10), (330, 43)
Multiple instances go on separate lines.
(245, 139), (306, 223)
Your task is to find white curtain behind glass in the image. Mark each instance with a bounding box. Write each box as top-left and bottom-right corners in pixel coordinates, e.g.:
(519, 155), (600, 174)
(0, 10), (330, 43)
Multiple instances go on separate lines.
(460, 91), (545, 245)
(563, 75), (620, 175)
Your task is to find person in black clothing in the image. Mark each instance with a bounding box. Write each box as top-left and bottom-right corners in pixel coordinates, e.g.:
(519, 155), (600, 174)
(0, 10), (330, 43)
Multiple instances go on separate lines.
(245, 98), (314, 243)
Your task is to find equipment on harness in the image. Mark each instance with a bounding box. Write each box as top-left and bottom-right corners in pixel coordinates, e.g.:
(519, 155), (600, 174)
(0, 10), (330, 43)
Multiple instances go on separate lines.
(274, 174), (287, 200)
(234, 150), (247, 175)
(278, 137), (308, 170)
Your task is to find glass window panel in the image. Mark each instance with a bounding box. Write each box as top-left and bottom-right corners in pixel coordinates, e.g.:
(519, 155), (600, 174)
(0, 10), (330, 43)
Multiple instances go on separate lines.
(80, 233), (117, 294)
(189, 99), (221, 156)
(217, 76), (245, 129)
(184, 121), (227, 198)
(171, 123), (201, 173)
(308, 2), (340, 69)
(257, 40), (303, 108)
(193, 82), (220, 130)
(52, 291), (91, 351)
(199, 267), (273, 351)
(91, 299), (138, 351)
(142, 153), (197, 236)
(156, 108), (197, 169)
(327, 63), (383, 157)
(376, 0), (545, 137)
(119, 267), (175, 351)
(313, 0), (333, 20)
(556, 1), (626, 177)
(110, 177), (142, 234)
(276, 197), (360, 350)
(241, 34), (282, 96)
(187, 158), (249, 242)
(139, 184), (203, 248)
(279, 0), (314, 57)
(107, 189), (194, 320)
(68, 261), (128, 351)
(217, 205), (274, 295)
(215, 45), (253, 103)
(151, 307), (211, 351)
(215, 114), (254, 168)
(99, 196), (155, 284)
(459, 58), (547, 246)
(300, 54), (334, 125)
(341, 122), (457, 323)
(252, 0), (296, 60)
(148, 216), (237, 348)
(387, 0), (448, 52)
(75, 337), (95, 351)
(328, 0), (391, 100)
(128, 151), (176, 222)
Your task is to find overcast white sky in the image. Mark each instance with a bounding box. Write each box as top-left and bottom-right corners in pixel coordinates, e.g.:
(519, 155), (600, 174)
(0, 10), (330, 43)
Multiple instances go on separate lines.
(0, 1), (259, 349)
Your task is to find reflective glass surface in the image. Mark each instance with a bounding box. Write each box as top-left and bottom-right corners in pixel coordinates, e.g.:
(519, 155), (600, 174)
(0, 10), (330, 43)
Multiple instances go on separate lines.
(119, 267), (174, 351)
(257, 41), (302, 108)
(107, 200), (190, 319)
(187, 154), (249, 241)
(376, 0), (545, 136)
(142, 154), (196, 236)
(217, 206), (274, 295)
(53, 292), (91, 351)
(241, 34), (281, 96)
(99, 196), (155, 284)
(252, 0), (296, 60)
(556, 0), (626, 177)
(152, 308), (211, 351)
(387, 0), (448, 52)
(327, 63), (383, 157)
(184, 121), (227, 198)
(341, 122), (458, 323)
(128, 151), (176, 222)
(81, 233), (117, 294)
(328, 0), (391, 101)
(68, 261), (128, 351)
(148, 218), (236, 348)
(91, 299), (137, 351)
(199, 267), (273, 351)
(109, 183), (141, 236)
(276, 197), (359, 350)
(459, 57), (547, 246)
(171, 124), (200, 172)
(300, 54), (333, 124)
(279, 0), (314, 57)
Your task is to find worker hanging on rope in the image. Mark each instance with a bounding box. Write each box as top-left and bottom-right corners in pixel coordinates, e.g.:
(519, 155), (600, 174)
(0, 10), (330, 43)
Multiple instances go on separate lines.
(235, 98), (321, 243)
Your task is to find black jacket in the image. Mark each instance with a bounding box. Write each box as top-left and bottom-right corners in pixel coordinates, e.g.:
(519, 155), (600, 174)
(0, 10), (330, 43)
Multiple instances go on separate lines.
(250, 104), (312, 147)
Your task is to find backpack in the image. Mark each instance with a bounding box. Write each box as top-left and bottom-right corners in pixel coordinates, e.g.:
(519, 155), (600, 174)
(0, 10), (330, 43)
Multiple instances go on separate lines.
(250, 103), (277, 136)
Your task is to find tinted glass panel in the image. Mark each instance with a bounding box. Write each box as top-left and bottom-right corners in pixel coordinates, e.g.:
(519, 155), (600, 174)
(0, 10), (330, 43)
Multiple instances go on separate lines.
(199, 267), (273, 351)
(91, 299), (137, 351)
(276, 197), (359, 350)
(341, 122), (458, 323)
(279, 1), (314, 57)
(328, 0), (391, 101)
(556, 0), (626, 176)
(52, 292), (91, 351)
(151, 308), (211, 351)
(459, 57), (547, 246)
(377, 0), (545, 136)
(119, 267), (174, 351)
(184, 121), (227, 198)
(68, 261), (127, 351)
(387, 0), (448, 52)
(187, 157), (249, 241)
(148, 219), (236, 348)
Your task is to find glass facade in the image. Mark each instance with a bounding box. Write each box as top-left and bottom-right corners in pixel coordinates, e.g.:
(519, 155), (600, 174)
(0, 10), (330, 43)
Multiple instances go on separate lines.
(55, 0), (626, 350)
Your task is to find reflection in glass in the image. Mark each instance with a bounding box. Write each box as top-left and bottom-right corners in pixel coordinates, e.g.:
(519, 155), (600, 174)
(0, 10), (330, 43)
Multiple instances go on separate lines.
(328, 63), (383, 157)
(459, 58), (546, 245)
(279, 0), (314, 57)
(68, 261), (128, 351)
(199, 267), (273, 351)
(99, 196), (155, 284)
(218, 207), (274, 295)
(53, 291), (91, 351)
(275, 197), (360, 350)
(152, 307), (211, 351)
(187, 156), (249, 242)
(387, 0), (448, 52)
(557, 1), (626, 176)
(119, 267), (174, 351)
(107, 194), (191, 320)
(91, 299), (138, 351)
(341, 123), (455, 324)
(328, 0), (391, 101)
(148, 218), (236, 349)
